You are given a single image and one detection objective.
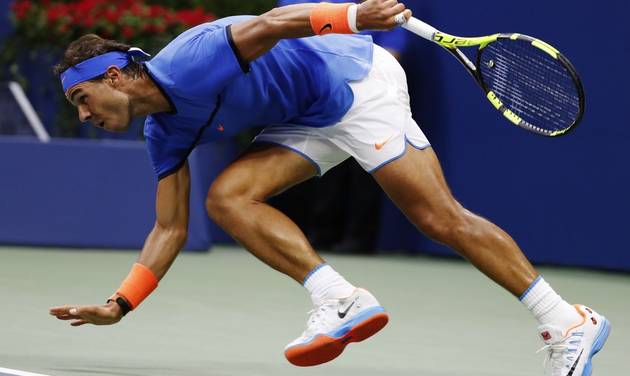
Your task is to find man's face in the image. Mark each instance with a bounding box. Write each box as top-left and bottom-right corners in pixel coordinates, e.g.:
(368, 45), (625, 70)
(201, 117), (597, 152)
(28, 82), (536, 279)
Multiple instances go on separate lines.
(66, 72), (131, 132)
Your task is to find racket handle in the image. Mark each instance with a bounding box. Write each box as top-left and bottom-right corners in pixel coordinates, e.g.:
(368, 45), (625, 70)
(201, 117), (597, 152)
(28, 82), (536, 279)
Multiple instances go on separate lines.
(401, 17), (438, 42)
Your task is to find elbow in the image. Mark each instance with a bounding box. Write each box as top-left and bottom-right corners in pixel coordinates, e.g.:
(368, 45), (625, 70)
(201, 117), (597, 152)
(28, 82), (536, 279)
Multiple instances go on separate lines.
(155, 223), (188, 248)
(262, 6), (282, 20)
(171, 228), (188, 248)
(256, 10), (282, 39)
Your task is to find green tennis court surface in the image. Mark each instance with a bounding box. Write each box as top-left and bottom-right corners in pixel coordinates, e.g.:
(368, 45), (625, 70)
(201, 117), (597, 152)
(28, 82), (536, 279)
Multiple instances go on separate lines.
(0, 246), (627, 375)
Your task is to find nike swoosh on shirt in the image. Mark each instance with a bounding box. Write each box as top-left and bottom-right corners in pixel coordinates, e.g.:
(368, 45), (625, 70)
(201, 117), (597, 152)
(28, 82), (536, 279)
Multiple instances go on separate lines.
(566, 349), (584, 376)
(338, 300), (356, 319)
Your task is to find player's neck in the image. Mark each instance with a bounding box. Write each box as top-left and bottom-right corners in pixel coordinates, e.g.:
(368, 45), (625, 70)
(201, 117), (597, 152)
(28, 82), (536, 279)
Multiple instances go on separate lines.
(126, 73), (172, 117)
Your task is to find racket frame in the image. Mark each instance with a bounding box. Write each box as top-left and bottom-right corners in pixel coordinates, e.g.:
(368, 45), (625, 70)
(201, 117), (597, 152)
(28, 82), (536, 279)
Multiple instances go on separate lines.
(402, 17), (585, 137)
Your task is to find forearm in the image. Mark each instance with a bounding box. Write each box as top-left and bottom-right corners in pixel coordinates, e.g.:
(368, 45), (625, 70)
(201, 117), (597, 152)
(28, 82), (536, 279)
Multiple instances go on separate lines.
(231, 5), (315, 63)
(231, 0), (410, 63)
(113, 164), (190, 310)
(137, 223), (187, 281)
(263, 5), (317, 39)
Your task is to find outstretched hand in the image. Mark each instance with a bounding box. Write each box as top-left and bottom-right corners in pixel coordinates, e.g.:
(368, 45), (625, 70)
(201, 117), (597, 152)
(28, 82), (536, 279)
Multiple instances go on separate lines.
(357, 0), (413, 31)
(49, 301), (123, 326)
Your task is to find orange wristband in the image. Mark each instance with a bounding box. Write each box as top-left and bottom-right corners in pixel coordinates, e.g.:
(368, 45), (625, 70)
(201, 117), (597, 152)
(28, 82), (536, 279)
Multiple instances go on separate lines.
(112, 263), (158, 310)
(310, 2), (354, 35)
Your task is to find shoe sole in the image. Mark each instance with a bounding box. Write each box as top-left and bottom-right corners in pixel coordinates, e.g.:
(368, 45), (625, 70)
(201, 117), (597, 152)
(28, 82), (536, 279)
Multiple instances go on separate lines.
(285, 306), (389, 367)
(582, 316), (611, 376)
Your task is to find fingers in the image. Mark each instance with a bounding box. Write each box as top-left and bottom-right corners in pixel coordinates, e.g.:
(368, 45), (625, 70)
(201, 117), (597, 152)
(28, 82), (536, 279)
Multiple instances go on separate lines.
(382, 0), (398, 8)
(394, 9), (412, 25)
(55, 314), (78, 321)
(387, 3), (406, 17)
(50, 305), (79, 319)
(50, 303), (121, 327)
(49, 305), (92, 324)
(49, 305), (74, 315)
(359, 0), (412, 31)
(50, 305), (85, 316)
(382, 1), (411, 28)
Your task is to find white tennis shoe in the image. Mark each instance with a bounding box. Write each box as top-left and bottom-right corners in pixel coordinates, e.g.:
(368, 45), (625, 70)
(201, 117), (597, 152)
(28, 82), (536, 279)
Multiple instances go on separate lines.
(284, 288), (389, 367)
(536, 305), (611, 376)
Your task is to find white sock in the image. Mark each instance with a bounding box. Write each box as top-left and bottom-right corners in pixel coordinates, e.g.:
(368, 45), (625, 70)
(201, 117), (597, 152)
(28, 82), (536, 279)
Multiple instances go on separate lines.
(520, 276), (582, 329)
(303, 264), (355, 306)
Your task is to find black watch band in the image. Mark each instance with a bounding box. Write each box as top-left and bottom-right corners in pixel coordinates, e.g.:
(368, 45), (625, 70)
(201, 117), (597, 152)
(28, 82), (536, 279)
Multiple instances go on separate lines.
(107, 296), (132, 316)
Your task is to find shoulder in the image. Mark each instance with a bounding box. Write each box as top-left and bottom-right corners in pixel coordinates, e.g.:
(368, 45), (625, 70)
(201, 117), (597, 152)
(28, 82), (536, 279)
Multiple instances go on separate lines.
(149, 16), (255, 66)
(145, 16), (253, 98)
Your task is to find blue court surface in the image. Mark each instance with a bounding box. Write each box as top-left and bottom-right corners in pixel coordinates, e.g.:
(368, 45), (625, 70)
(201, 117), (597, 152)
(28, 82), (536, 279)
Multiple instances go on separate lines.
(0, 246), (627, 376)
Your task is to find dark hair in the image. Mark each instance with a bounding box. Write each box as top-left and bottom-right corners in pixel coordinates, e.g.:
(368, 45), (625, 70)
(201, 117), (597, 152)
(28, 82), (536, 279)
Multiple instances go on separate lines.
(53, 34), (144, 79)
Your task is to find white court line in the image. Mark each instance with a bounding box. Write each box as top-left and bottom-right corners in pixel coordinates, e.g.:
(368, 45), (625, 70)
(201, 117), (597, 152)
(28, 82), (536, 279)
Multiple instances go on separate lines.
(0, 368), (51, 376)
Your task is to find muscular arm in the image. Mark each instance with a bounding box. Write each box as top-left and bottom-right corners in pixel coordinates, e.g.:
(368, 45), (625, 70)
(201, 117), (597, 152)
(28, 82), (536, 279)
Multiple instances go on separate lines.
(49, 164), (190, 325)
(231, 0), (411, 63)
(137, 163), (190, 280)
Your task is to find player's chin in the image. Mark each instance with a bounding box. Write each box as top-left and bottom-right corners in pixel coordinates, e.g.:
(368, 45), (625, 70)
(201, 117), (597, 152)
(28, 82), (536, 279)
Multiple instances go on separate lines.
(105, 121), (131, 133)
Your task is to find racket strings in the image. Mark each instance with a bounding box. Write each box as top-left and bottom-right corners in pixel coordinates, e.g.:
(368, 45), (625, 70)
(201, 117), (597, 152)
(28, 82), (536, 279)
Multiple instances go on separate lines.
(479, 39), (581, 133)
(489, 53), (576, 120)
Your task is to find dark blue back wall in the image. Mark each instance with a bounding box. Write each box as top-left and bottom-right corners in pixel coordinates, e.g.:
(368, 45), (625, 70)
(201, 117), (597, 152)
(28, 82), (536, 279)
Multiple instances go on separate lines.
(0, 138), (236, 251)
(0, 1), (627, 271)
(378, 0), (630, 270)
(0, 1), (10, 37)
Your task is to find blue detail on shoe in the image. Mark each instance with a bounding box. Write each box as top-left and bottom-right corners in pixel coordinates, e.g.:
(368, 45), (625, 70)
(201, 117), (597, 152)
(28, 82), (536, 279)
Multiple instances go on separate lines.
(328, 306), (385, 338)
(582, 316), (611, 376)
(519, 275), (543, 301)
(290, 306), (386, 347)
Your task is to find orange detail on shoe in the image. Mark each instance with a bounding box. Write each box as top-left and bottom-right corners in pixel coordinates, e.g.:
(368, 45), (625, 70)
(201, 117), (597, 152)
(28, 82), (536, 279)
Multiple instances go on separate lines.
(310, 3), (353, 36)
(375, 135), (394, 150)
(285, 312), (389, 367)
(217, 123), (225, 132)
(562, 305), (587, 338)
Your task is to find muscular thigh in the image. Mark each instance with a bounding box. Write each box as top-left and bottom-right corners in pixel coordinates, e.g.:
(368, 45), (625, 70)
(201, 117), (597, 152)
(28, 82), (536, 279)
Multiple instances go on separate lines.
(372, 145), (461, 223)
(209, 143), (318, 201)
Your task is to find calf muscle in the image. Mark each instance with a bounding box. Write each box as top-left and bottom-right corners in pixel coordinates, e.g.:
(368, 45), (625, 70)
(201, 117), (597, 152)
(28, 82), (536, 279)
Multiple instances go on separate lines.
(374, 145), (538, 296)
(206, 144), (323, 282)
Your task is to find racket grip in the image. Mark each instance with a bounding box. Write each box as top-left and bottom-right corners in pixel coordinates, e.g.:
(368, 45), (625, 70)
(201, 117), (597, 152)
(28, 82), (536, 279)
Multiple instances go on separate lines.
(402, 17), (438, 41)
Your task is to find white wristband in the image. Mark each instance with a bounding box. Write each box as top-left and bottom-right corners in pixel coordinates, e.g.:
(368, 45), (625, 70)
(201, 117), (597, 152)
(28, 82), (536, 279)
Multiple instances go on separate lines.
(347, 4), (360, 33)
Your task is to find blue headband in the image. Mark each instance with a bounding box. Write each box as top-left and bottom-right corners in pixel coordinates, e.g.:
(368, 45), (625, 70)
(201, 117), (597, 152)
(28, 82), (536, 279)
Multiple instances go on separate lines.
(60, 47), (151, 93)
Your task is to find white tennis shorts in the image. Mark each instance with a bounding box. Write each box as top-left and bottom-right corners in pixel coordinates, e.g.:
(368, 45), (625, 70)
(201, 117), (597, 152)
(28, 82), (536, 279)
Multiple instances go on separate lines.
(253, 44), (431, 175)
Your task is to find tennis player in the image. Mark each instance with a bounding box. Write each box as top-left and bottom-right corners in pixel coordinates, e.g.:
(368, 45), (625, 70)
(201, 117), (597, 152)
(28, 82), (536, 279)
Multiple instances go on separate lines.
(49, 0), (609, 374)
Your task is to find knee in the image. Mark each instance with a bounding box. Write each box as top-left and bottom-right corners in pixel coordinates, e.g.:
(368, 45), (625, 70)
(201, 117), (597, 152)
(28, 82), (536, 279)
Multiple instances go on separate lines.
(205, 180), (253, 222)
(413, 206), (473, 244)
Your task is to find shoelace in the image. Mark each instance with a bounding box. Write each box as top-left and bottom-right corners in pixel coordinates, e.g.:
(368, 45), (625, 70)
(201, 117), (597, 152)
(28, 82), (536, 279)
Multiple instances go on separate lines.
(536, 333), (583, 375)
(302, 301), (336, 337)
(537, 344), (569, 375)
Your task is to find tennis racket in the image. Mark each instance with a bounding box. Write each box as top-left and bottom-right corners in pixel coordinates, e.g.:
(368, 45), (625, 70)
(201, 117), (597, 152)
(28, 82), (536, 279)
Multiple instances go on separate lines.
(401, 17), (585, 137)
